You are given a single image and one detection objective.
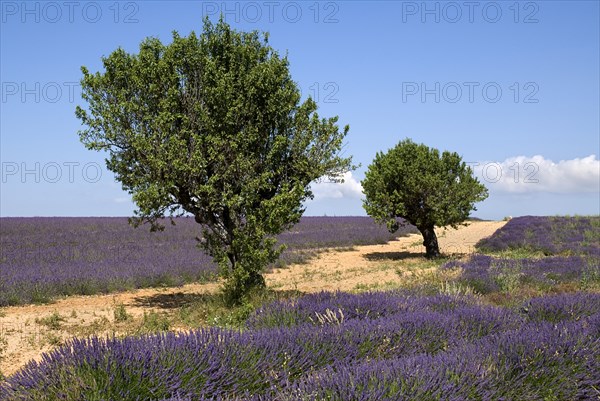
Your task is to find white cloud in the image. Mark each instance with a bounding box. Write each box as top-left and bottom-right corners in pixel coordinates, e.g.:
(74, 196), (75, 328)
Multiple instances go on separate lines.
(471, 155), (600, 194)
(312, 171), (364, 200)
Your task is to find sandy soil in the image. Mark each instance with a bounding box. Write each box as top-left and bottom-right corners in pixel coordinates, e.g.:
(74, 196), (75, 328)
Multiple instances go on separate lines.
(266, 220), (505, 293)
(0, 220), (504, 378)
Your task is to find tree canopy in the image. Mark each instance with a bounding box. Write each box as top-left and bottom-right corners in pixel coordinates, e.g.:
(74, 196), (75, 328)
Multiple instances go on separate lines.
(76, 18), (354, 303)
(361, 139), (488, 258)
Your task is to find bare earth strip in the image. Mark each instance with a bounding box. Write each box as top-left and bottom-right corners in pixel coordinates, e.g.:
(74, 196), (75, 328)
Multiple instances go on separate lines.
(266, 220), (505, 293)
(0, 220), (504, 377)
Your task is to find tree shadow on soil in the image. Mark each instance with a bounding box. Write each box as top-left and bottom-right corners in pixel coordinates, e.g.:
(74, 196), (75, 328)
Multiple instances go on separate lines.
(363, 251), (425, 261)
(132, 292), (214, 309)
(132, 289), (303, 310)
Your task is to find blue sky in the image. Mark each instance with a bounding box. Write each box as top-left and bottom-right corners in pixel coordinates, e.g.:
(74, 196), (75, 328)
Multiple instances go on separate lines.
(1, 0), (599, 219)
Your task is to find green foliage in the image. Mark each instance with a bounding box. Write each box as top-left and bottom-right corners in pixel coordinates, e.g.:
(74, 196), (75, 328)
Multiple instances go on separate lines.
(138, 311), (170, 333)
(580, 258), (600, 290)
(175, 287), (289, 329)
(36, 312), (65, 330)
(207, 301), (256, 328)
(76, 17), (353, 304)
(113, 303), (132, 323)
(491, 260), (523, 294)
(361, 139), (487, 257)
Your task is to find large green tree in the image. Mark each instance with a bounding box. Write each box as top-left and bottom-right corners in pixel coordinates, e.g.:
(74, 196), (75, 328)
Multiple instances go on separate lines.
(76, 18), (353, 303)
(361, 139), (488, 258)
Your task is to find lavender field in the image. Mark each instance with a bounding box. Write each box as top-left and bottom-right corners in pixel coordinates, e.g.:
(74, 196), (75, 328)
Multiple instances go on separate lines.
(0, 217), (416, 306)
(1, 215), (599, 399)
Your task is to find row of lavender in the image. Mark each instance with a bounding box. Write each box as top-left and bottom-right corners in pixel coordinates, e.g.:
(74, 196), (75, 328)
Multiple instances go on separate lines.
(0, 217), (416, 306)
(3, 291), (599, 400)
(443, 253), (599, 295)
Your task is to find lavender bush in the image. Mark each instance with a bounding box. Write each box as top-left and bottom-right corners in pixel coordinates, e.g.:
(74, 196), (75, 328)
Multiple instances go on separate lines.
(246, 290), (482, 329)
(0, 217), (416, 306)
(1, 291), (597, 400)
(523, 292), (600, 323)
(269, 316), (600, 401)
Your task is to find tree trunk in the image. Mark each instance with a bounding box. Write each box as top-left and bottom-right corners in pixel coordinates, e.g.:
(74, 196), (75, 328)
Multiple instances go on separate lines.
(228, 251), (265, 288)
(227, 252), (236, 270)
(418, 225), (440, 258)
(245, 270), (266, 289)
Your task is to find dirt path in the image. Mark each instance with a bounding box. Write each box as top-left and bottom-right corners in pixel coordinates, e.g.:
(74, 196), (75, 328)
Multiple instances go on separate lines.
(266, 220), (505, 293)
(0, 220), (504, 378)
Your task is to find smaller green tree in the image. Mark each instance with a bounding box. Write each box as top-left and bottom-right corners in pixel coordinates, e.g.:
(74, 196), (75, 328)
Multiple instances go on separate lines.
(361, 139), (488, 258)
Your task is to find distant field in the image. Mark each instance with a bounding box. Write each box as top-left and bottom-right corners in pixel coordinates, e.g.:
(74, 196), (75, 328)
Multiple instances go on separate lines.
(0, 216), (417, 306)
